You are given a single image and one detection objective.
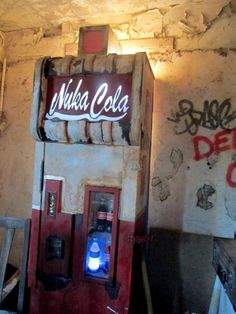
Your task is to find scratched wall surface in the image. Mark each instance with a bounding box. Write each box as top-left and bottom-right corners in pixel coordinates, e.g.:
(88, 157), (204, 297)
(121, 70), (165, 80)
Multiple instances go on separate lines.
(150, 50), (236, 237)
(0, 22), (236, 268)
(0, 60), (35, 265)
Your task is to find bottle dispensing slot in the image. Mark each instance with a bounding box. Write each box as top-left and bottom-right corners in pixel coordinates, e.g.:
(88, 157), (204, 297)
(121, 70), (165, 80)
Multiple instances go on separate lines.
(83, 186), (120, 281)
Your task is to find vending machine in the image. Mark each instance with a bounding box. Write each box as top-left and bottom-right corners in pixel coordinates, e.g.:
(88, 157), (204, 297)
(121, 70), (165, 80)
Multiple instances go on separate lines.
(28, 25), (154, 314)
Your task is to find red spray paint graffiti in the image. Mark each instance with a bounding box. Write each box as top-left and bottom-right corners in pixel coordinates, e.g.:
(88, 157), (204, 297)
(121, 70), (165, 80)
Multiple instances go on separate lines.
(226, 163), (236, 188)
(193, 129), (236, 187)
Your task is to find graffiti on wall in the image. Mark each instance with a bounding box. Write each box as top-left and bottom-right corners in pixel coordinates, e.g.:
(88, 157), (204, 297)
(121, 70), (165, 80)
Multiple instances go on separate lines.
(152, 148), (183, 202)
(196, 183), (216, 210)
(167, 98), (236, 189)
(167, 98), (236, 136)
(207, 152), (220, 170)
(193, 129), (236, 187)
(165, 98), (236, 219)
(225, 153), (236, 221)
(152, 177), (171, 202)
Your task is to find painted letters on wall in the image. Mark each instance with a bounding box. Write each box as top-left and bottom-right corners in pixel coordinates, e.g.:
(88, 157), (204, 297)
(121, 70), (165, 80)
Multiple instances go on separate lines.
(149, 51), (236, 237)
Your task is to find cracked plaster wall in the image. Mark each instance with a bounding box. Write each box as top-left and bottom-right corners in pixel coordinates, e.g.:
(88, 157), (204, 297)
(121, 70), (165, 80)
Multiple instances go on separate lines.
(150, 50), (236, 237)
(0, 2), (235, 312)
(0, 0), (235, 285)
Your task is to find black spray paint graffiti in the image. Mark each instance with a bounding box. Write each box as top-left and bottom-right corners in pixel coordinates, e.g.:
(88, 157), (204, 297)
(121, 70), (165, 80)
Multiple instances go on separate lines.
(167, 98), (236, 136)
(152, 148), (183, 202)
(196, 184), (216, 210)
(207, 152), (220, 170)
(152, 177), (170, 202)
(167, 148), (183, 179)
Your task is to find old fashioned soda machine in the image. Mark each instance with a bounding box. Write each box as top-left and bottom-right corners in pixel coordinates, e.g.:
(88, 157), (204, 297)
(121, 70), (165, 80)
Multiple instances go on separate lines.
(28, 25), (154, 314)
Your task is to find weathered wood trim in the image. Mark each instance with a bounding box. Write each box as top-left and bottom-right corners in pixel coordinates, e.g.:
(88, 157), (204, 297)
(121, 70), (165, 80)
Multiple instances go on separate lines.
(30, 57), (47, 141)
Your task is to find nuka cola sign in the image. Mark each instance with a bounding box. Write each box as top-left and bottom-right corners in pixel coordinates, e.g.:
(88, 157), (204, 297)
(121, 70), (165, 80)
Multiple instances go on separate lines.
(45, 74), (132, 122)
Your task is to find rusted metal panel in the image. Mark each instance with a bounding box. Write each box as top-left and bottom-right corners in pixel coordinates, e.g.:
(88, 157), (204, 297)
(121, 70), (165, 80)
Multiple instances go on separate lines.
(102, 121), (112, 144)
(79, 25), (110, 55)
(30, 219), (134, 314)
(38, 179), (75, 281)
(116, 55), (134, 74)
(67, 120), (88, 143)
(89, 122), (103, 144)
(93, 55), (107, 73)
(28, 209), (41, 288)
(70, 56), (85, 75)
(44, 120), (68, 143)
(43, 143), (123, 214)
(105, 54), (117, 73)
(79, 25), (121, 56)
(47, 55), (74, 76)
(31, 53), (153, 147)
(112, 122), (130, 145)
(30, 57), (47, 141)
(84, 54), (96, 73)
(29, 28), (154, 314)
(130, 53), (144, 145)
(120, 146), (141, 222)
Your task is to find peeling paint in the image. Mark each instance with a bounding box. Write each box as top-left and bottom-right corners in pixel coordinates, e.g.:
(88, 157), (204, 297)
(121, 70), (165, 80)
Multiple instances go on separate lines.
(178, 13), (207, 35)
(163, 1), (230, 38)
(32, 28), (44, 46)
(130, 9), (163, 38)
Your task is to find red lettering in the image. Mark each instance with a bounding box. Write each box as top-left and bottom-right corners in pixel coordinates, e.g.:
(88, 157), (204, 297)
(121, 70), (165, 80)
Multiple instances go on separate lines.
(214, 130), (232, 153)
(233, 130), (236, 149)
(193, 135), (214, 161)
(226, 162), (236, 188)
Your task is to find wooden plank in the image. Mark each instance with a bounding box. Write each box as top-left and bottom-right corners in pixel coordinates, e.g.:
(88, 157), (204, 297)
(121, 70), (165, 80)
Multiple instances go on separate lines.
(1, 270), (20, 301)
(0, 217), (25, 229)
(30, 58), (46, 142)
(0, 218), (31, 314)
(0, 228), (15, 302)
(17, 219), (31, 314)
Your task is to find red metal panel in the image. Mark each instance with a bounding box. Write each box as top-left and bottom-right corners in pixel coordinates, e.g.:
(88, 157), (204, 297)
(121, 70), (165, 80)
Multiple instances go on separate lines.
(30, 219), (135, 314)
(82, 30), (105, 54)
(45, 75), (132, 123)
(134, 211), (145, 235)
(28, 209), (41, 288)
(38, 179), (74, 276)
(79, 25), (110, 55)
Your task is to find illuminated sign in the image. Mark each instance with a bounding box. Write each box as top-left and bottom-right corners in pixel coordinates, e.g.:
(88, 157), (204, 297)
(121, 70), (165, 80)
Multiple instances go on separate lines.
(45, 74), (132, 122)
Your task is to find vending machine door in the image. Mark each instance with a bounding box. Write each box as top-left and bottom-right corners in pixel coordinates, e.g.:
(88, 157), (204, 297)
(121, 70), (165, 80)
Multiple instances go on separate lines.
(82, 186), (120, 284)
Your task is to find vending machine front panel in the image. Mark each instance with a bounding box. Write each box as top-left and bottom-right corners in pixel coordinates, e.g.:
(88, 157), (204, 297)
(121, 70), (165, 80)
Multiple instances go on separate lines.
(28, 26), (154, 313)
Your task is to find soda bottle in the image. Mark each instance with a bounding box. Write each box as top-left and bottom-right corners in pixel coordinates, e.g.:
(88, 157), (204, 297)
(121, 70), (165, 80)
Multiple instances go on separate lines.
(106, 199), (114, 233)
(96, 197), (107, 232)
